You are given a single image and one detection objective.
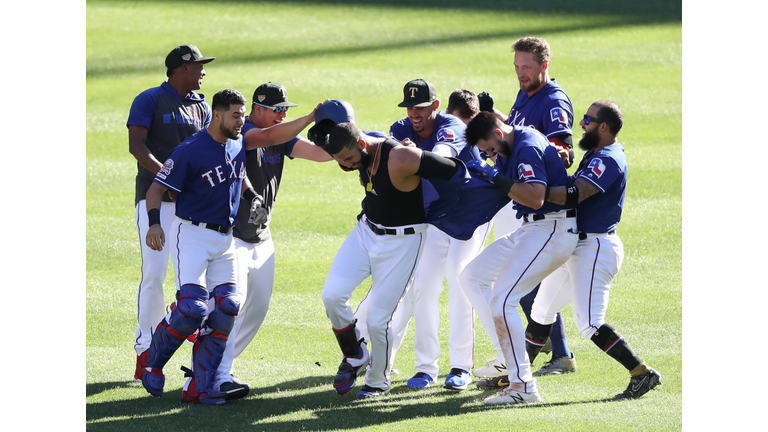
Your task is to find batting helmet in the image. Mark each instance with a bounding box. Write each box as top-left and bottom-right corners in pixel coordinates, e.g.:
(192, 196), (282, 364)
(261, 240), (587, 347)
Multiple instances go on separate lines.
(307, 100), (356, 148)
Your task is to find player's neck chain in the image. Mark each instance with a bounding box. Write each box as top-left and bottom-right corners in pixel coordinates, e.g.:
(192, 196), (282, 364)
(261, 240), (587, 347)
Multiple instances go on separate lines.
(365, 143), (382, 192)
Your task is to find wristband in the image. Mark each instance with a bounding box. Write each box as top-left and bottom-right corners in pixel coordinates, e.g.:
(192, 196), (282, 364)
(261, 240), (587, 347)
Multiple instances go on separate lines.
(565, 185), (580, 207)
(495, 174), (515, 195)
(243, 187), (259, 203)
(147, 208), (161, 226)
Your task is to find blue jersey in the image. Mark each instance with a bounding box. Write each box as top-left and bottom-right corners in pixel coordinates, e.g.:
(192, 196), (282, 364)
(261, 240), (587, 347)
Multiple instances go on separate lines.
(233, 118), (300, 243)
(154, 128), (247, 228)
(390, 110), (481, 164)
(506, 79), (573, 141)
(127, 82), (212, 205)
(572, 143), (627, 233)
(496, 126), (572, 218)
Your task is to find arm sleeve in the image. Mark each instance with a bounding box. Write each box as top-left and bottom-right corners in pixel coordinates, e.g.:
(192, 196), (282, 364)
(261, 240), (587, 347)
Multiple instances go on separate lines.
(415, 150), (460, 180)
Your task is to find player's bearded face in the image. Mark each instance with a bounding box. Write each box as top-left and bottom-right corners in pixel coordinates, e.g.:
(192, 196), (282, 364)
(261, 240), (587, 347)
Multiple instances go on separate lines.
(219, 105), (246, 140)
(514, 52), (546, 94)
(358, 147), (372, 170)
(578, 128), (600, 151)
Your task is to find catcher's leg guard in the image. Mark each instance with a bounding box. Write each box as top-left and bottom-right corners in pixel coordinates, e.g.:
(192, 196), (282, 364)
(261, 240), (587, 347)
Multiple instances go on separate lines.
(182, 284), (239, 405)
(590, 323), (643, 371)
(142, 284), (208, 397)
(525, 319), (552, 364)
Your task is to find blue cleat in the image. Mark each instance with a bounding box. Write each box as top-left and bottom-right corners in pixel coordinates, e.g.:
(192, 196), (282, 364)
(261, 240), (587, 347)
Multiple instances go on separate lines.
(407, 372), (434, 390)
(443, 368), (472, 390)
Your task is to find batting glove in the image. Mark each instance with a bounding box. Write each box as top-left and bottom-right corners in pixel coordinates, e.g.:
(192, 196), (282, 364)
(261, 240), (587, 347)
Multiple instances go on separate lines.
(466, 159), (499, 183)
(478, 91), (494, 112)
(248, 196), (269, 225)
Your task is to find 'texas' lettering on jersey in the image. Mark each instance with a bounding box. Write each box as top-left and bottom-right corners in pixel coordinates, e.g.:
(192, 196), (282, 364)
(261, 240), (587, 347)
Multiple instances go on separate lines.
(201, 159), (247, 187)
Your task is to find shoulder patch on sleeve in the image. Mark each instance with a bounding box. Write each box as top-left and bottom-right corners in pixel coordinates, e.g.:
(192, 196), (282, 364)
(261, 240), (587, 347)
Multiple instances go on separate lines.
(157, 158), (175, 180)
(437, 128), (456, 142)
(586, 158), (606, 178)
(550, 107), (568, 124)
(518, 163), (535, 179)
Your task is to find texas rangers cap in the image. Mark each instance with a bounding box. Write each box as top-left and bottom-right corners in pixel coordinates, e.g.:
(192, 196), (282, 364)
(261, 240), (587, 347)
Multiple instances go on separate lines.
(252, 82), (299, 107)
(165, 44), (215, 71)
(398, 78), (437, 108)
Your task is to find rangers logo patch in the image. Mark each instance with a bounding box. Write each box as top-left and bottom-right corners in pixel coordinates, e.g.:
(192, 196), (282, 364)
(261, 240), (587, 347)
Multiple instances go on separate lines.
(587, 158), (606, 177)
(159, 159), (174, 176)
(550, 107), (568, 124)
(437, 128), (456, 142)
(518, 163), (535, 179)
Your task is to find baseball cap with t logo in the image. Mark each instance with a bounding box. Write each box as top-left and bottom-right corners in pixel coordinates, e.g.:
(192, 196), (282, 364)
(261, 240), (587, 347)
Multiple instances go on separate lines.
(398, 78), (437, 107)
(252, 82), (299, 107)
(165, 44), (215, 72)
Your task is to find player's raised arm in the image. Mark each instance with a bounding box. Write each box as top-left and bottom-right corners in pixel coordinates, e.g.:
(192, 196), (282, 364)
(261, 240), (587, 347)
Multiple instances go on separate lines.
(243, 104), (319, 150)
(388, 145), (460, 192)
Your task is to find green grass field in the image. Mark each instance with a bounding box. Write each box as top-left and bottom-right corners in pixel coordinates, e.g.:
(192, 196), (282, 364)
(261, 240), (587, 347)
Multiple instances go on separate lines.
(86, 1), (682, 430)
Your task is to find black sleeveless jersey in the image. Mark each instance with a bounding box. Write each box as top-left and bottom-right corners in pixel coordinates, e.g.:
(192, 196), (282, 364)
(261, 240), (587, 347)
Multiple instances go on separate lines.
(361, 139), (425, 227)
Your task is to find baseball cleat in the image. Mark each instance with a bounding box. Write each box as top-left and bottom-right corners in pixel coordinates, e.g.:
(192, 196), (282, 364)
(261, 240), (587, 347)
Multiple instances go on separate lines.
(356, 384), (390, 399)
(472, 359), (507, 378)
(182, 377), (227, 405)
(443, 368), (472, 390)
(334, 360), (364, 395)
(219, 377), (250, 401)
(141, 367), (165, 397)
(407, 372), (434, 389)
(533, 354), (577, 376)
(134, 350), (148, 381)
(483, 385), (542, 405)
(476, 375), (510, 390)
(615, 368), (661, 399)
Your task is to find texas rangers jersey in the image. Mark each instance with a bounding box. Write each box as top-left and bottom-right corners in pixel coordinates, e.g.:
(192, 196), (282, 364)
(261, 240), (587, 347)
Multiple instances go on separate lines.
(496, 126), (572, 218)
(506, 80), (573, 141)
(232, 118), (300, 243)
(154, 128), (247, 228)
(572, 143), (627, 233)
(127, 82), (212, 205)
(390, 110), (481, 163)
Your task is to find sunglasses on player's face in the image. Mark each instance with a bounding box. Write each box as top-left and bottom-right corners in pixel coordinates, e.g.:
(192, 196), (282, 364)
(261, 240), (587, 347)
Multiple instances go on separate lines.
(254, 102), (289, 113)
(583, 114), (601, 125)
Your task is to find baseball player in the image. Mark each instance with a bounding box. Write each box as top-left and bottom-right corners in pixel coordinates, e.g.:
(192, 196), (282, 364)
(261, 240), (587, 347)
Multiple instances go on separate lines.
(213, 83), (333, 398)
(387, 79), (491, 392)
(316, 105), (516, 399)
(127, 44), (214, 380)
(527, 101), (661, 399)
(139, 89), (319, 405)
(460, 112), (579, 405)
(474, 36), (577, 384)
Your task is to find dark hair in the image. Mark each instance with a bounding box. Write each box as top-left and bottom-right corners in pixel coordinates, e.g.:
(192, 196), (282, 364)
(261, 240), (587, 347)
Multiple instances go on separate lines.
(447, 89), (479, 120)
(464, 111), (501, 147)
(512, 37), (551, 65)
(594, 100), (624, 135)
(326, 122), (362, 155)
(211, 88), (247, 112)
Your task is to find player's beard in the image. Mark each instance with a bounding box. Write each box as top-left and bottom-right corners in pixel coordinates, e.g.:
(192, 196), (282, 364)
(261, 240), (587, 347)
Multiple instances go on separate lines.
(358, 148), (372, 170)
(495, 138), (511, 160)
(578, 129), (600, 151)
(220, 122), (241, 140)
(519, 75), (543, 94)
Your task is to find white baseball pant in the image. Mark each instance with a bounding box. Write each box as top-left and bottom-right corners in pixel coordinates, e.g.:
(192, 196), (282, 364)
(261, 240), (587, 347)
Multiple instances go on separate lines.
(390, 222), (491, 380)
(322, 216), (428, 390)
(460, 212), (578, 388)
(531, 232), (624, 339)
(215, 234), (276, 387)
(134, 200), (177, 356)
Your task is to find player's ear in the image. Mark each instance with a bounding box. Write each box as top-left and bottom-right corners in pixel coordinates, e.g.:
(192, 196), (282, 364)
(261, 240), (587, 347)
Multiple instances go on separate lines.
(359, 139), (367, 150)
(541, 59), (549, 73)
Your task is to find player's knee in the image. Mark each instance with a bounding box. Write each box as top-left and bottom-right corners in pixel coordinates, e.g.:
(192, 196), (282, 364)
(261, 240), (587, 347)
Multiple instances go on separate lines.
(208, 284), (239, 335)
(169, 284), (209, 336)
(321, 277), (350, 310)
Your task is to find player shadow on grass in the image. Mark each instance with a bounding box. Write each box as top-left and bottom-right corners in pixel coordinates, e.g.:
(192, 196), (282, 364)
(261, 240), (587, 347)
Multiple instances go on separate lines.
(86, 375), (620, 431)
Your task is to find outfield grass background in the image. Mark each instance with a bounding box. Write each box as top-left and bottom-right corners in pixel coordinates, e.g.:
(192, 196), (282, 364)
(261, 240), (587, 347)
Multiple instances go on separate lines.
(86, 1), (682, 430)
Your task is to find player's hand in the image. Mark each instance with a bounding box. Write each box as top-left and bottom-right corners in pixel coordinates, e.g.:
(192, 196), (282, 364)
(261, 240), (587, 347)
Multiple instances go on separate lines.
(400, 137), (416, 147)
(555, 145), (574, 168)
(248, 195), (269, 225)
(466, 159), (499, 183)
(478, 91), (495, 112)
(146, 225), (165, 251)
